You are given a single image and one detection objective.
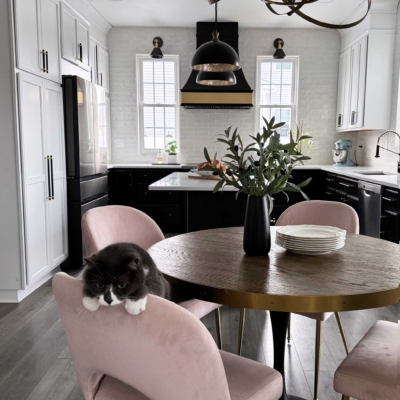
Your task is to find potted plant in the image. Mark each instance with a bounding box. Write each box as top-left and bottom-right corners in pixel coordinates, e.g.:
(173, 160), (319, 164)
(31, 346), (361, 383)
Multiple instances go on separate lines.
(165, 137), (178, 164)
(201, 117), (312, 256)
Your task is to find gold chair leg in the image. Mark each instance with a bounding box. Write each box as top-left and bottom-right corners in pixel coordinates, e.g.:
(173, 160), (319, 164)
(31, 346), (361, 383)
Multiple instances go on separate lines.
(238, 308), (246, 356)
(341, 395), (350, 400)
(335, 312), (349, 355)
(314, 321), (322, 400)
(287, 313), (291, 344)
(214, 308), (222, 350)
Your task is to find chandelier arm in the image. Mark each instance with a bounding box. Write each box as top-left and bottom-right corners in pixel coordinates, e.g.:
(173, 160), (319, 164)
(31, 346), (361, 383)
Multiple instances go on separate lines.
(264, 0), (318, 6)
(265, 1), (306, 16)
(290, 0), (371, 30)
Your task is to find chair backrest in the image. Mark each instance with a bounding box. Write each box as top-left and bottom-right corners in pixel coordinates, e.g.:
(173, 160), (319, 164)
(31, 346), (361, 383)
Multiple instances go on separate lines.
(276, 200), (359, 234)
(53, 273), (231, 400)
(82, 205), (165, 255)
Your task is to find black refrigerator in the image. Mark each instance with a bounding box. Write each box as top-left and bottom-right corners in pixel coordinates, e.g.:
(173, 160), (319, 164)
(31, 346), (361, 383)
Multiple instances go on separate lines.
(62, 76), (109, 268)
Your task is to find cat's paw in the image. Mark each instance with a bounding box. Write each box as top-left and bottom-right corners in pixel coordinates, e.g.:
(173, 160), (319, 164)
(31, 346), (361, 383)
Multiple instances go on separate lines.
(125, 297), (147, 315)
(83, 296), (100, 312)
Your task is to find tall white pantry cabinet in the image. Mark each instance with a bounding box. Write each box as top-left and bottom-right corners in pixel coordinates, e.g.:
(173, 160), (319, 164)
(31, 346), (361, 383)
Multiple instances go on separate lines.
(0, 0), (111, 302)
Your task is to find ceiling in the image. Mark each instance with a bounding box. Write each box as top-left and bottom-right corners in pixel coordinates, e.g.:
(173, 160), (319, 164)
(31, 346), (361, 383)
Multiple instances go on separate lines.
(90, 0), (367, 29)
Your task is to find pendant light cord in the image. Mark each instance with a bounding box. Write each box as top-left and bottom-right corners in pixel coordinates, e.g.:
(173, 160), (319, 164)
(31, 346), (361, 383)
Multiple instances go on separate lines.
(214, 2), (218, 32)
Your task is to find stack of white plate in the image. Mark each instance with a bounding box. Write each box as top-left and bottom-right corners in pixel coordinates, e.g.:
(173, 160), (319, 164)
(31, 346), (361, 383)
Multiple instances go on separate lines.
(276, 225), (346, 255)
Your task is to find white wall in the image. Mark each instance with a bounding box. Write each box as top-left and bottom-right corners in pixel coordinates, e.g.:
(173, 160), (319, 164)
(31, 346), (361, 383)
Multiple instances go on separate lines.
(108, 26), (342, 165)
(354, 8), (400, 172)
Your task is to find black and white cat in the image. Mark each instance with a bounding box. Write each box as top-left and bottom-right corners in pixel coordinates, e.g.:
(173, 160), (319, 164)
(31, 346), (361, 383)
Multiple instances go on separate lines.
(82, 242), (175, 315)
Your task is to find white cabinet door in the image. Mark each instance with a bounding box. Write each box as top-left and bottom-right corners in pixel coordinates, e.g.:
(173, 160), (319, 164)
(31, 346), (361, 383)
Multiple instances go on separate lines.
(14, 0), (43, 76)
(39, 0), (61, 83)
(336, 48), (351, 131)
(43, 82), (68, 267)
(61, 3), (77, 65)
(17, 73), (51, 286)
(349, 35), (368, 129)
(97, 45), (109, 93)
(89, 39), (97, 84)
(76, 20), (90, 70)
(60, 3), (90, 71)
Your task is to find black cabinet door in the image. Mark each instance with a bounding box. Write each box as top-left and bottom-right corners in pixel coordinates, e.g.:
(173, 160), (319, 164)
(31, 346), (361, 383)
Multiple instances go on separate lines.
(109, 170), (135, 206)
(381, 209), (399, 243)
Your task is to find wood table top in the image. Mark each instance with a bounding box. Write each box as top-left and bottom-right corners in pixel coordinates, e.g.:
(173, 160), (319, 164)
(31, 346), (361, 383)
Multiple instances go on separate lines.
(148, 227), (400, 313)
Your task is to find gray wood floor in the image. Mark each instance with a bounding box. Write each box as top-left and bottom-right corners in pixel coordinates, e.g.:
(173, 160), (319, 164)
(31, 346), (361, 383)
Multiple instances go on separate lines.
(0, 276), (397, 400)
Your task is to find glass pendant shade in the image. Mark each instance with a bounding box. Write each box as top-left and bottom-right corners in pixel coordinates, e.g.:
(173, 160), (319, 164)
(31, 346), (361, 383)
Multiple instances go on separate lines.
(191, 32), (241, 72)
(196, 71), (237, 86)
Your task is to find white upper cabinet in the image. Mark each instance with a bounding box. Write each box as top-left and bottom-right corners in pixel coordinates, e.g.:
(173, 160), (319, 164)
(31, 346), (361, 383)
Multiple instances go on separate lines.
(89, 39), (97, 84)
(61, 3), (90, 71)
(336, 31), (395, 132)
(97, 45), (109, 93)
(349, 35), (367, 130)
(14, 0), (61, 83)
(336, 48), (351, 131)
(39, 0), (61, 83)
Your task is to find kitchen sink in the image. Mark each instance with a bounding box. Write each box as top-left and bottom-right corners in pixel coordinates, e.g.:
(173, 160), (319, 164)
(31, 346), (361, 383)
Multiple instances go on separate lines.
(352, 171), (398, 176)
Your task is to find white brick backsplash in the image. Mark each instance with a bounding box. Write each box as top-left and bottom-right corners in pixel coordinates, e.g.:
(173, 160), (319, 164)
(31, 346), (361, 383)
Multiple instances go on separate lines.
(108, 20), (400, 168)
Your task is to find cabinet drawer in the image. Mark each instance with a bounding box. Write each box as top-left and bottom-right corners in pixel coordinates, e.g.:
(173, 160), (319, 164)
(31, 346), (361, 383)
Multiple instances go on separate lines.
(136, 169), (175, 184)
(336, 176), (358, 197)
(382, 188), (400, 212)
(325, 188), (336, 200)
(380, 209), (399, 243)
(138, 205), (181, 225)
(137, 184), (180, 205)
(335, 192), (358, 211)
(325, 173), (336, 188)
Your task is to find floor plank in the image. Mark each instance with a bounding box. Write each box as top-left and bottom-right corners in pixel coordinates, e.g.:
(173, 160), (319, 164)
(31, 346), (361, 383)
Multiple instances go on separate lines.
(26, 359), (78, 400)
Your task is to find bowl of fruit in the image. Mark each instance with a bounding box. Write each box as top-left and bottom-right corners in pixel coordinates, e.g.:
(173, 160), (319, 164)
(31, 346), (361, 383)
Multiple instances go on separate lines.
(192, 160), (227, 176)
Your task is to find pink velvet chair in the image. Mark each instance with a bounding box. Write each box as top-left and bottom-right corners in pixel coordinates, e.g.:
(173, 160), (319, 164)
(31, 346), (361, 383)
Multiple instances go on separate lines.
(238, 201), (359, 400)
(334, 320), (398, 400)
(81, 205), (222, 347)
(53, 273), (283, 400)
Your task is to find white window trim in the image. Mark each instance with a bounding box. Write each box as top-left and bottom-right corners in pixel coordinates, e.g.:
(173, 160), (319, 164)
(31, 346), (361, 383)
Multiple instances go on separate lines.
(136, 54), (180, 154)
(254, 56), (300, 142)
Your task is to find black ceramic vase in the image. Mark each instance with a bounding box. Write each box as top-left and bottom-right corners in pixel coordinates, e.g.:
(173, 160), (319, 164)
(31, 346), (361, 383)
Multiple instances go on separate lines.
(243, 196), (271, 256)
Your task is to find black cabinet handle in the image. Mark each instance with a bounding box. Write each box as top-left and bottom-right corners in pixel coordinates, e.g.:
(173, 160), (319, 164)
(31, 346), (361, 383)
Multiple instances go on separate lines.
(78, 43), (83, 62)
(99, 72), (103, 86)
(45, 51), (49, 73)
(45, 156), (51, 200)
(339, 182), (353, 188)
(383, 209), (398, 217)
(41, 50), (46, 72)
(326, 178), (335, 182)
(326, 191), (334, 196)
(383, 197), (396, 202)
(50, 156), (54, 199)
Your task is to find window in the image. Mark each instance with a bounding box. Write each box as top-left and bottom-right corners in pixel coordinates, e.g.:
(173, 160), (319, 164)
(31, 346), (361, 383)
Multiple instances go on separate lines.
(137, 55), (180, 151)
(255, 56), (299, 142)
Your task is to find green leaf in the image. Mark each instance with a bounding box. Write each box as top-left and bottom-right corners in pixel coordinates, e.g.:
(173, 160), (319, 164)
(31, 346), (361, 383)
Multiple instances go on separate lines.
(204, 147), (211, 163)
(296, 177), (312, 188)
(213, 179), (224, 193)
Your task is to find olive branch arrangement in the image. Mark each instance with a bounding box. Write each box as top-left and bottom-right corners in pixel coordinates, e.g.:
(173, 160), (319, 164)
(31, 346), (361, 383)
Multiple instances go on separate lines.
(201, 117), (313, 213)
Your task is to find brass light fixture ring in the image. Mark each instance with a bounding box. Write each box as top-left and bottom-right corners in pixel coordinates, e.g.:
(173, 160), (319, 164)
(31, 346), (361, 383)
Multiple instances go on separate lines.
(152, 37), (163, 48)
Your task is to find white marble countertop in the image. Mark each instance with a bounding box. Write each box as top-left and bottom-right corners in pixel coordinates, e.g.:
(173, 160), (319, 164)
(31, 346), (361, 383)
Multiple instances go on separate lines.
(149, 166), (400, 191)
(107, 163), (196, 169)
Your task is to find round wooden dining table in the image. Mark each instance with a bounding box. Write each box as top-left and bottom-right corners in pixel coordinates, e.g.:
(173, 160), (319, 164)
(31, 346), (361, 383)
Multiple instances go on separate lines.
(148, 227), (399, 400)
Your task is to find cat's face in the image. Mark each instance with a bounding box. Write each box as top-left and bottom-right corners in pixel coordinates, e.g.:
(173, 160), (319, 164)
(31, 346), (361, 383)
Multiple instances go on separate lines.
(83, 244), (146, 309)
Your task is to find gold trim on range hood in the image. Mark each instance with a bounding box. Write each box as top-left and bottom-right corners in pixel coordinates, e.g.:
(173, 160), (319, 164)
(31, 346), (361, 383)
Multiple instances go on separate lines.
(181, 92), (253, 109)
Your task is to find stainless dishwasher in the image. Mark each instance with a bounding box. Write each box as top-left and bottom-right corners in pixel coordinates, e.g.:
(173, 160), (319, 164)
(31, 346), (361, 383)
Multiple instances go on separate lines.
(358, 181), (382, 238)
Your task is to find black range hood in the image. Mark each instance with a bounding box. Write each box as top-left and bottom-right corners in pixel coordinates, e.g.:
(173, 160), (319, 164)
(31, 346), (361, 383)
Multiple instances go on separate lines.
(181, 22), (253, 109)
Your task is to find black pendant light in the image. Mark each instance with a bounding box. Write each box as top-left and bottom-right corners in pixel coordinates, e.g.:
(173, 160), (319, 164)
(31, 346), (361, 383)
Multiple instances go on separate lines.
(273, 38), (286, 59)
(196, 71), (237, 86)
(150, 37), (164, 59)
(191, 2), (241, 72)
(261, 0), (372, 30)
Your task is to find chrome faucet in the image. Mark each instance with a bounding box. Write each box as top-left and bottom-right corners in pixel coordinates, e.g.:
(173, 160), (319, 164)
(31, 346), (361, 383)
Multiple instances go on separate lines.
(375, 130), (400, 173)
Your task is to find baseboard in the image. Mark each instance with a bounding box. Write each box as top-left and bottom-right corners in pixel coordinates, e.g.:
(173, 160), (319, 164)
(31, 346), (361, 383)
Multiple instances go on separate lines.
(0, 266), (60, 303)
